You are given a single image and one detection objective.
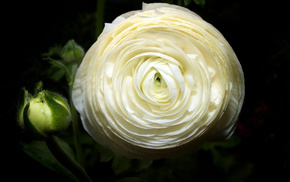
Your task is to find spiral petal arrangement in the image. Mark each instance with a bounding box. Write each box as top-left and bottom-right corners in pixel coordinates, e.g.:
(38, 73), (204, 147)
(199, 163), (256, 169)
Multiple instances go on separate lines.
(72, 3), (245, 159)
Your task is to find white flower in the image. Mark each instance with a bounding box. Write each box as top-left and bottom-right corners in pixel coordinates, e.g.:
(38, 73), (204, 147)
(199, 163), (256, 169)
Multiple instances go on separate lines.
(72, 3), (245, 159)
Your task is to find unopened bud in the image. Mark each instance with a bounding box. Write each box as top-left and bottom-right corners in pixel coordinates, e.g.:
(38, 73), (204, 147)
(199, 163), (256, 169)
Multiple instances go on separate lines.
(61, 39), (84, 61)
(18, 82), (71, 138)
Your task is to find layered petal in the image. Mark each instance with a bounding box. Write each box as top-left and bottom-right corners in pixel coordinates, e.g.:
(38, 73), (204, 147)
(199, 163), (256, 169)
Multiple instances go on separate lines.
(72, 3), (244, 159)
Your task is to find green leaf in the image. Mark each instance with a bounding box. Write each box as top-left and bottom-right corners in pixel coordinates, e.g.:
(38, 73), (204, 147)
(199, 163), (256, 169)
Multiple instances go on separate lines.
(193, 0), (206, 7)
(54, 137), (77, 161)
(111, 155), (131, 175)
(49, 69), (66, 82)
(211, 148), (236, 173)
(42, 44), (62, 57)
(201, 134), (241, 151)
(131, 159), (153, 172)
(184, 0), (192, 6)
(198, 135), (242, 173)
(48, 58), (71, 77)
(99, 146), (115, 162)
(226, 162), (255, 182)
(21, 138), (77, 181)
(45, 57), (71, 83)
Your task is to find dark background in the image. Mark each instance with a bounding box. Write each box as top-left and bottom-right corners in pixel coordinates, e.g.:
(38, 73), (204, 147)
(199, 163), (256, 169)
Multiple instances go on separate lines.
(5, 0), (289, 181)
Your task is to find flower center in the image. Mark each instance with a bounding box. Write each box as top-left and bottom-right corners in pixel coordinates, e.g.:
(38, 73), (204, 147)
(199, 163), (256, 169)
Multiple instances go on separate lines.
(149, 71), (169, 103)
(154, 73), (162, 87)
(133, 55), (185, 106)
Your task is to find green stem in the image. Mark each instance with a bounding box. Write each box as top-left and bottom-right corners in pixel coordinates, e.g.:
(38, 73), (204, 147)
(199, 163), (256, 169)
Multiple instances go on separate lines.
(46, 136), (92, 182)
(69, 64), (84, 167)
(96, 0), (105, 38)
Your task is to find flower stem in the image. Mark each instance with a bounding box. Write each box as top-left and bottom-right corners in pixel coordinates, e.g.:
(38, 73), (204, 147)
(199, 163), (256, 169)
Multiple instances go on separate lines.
(96, 0), (105, 38)
(46, 136), (92, 182)
(69, 64), (84, 167)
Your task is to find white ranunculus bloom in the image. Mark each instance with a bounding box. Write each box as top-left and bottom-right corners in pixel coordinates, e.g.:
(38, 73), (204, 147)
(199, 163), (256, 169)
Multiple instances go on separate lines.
(72, 3), (245, 159)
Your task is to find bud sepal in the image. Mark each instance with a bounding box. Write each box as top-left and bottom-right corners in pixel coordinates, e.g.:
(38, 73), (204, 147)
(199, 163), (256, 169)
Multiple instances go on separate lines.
(17, 88), (32, 129)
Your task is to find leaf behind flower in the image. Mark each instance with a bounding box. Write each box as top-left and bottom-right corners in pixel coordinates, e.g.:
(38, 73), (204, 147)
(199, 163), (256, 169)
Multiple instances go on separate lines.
(21, 137), (78, 181)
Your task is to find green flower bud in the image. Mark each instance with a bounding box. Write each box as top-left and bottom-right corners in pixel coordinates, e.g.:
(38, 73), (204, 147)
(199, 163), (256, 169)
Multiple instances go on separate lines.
(18, 82), (71, 138)
(61, 39), (84, 61)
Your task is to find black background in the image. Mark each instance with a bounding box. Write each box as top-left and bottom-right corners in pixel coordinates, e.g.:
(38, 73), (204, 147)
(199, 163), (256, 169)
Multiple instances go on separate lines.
(5, 0), (290, 181)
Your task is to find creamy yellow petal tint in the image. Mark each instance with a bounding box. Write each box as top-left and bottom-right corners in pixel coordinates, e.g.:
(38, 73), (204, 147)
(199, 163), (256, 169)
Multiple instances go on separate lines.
(72, 3), (245, 159)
